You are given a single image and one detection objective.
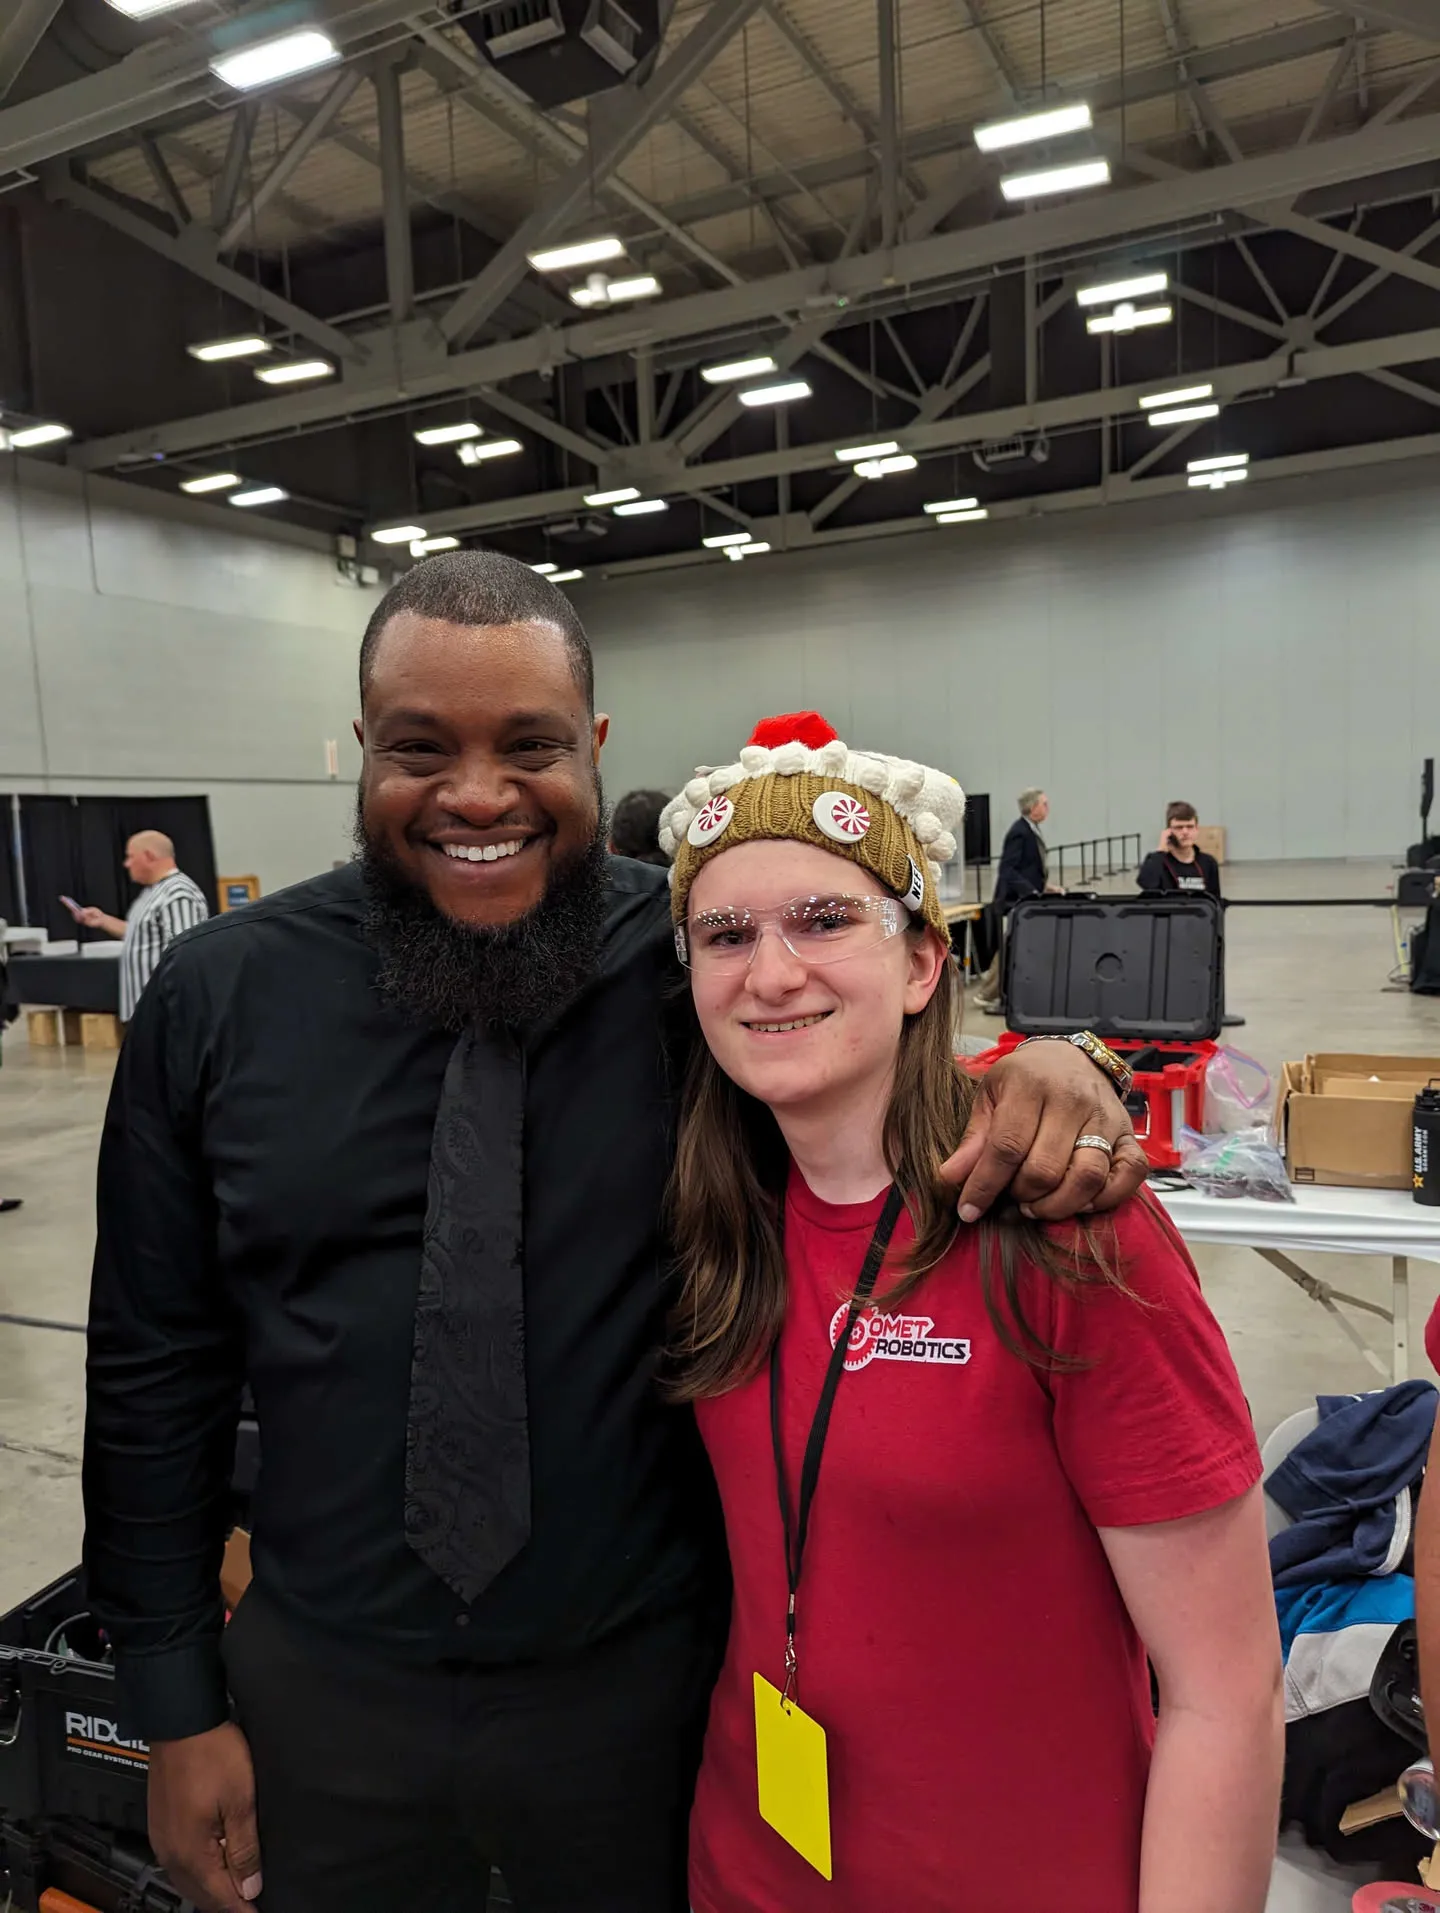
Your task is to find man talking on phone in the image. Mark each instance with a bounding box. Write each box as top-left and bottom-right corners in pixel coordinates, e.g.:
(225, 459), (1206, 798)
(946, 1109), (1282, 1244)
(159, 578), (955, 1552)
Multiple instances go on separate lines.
(65, 830), (209, 1021)
(1137, 802), (1221, 899)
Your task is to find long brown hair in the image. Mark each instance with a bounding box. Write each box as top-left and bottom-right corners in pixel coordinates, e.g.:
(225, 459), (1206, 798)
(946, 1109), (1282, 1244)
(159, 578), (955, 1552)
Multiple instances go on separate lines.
(666, 950), (1123, 1401)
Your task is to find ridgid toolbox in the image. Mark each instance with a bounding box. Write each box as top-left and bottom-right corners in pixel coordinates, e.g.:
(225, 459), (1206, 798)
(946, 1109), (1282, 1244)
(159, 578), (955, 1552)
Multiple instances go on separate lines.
(966, 894), (1223, 1171)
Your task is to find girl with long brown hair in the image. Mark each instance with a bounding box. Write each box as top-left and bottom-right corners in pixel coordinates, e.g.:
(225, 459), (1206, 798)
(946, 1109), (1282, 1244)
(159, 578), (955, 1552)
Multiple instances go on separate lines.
(660, 713), (1282, 1913)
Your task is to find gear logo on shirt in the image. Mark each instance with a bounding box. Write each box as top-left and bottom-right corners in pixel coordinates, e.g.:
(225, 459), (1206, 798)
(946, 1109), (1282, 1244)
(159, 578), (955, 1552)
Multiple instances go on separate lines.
(830, 1303), (972, 1373)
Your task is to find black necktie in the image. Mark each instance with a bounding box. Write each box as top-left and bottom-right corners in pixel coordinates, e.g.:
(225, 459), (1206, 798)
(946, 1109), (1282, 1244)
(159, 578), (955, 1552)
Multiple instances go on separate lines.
(405, 1025), (530, 1604)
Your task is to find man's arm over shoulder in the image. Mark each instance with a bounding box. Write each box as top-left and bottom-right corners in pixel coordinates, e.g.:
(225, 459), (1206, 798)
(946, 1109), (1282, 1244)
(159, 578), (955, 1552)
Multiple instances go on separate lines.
(84, 948), (243, 1742)
(1137, 852), (1168, 892)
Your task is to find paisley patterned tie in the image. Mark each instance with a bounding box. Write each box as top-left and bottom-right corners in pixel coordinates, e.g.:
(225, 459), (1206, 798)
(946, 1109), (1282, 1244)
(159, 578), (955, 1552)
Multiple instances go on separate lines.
(404, 1025), (529, 1604)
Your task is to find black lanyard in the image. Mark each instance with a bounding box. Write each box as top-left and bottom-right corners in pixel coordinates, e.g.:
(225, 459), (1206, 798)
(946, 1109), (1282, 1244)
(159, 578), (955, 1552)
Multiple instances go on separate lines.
(769, 1184), (906, 1703)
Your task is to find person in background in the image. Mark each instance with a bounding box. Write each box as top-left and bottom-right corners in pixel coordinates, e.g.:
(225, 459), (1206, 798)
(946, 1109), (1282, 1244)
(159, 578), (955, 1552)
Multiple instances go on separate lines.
(660, 714), (1283, 1913)
(974, 787), (1061, 1014)
(65, 830), (209, 1022)
(609, 788), (671, 867)
(1137, 804), (1243, 1027)
(1138, 802), (1221, 900)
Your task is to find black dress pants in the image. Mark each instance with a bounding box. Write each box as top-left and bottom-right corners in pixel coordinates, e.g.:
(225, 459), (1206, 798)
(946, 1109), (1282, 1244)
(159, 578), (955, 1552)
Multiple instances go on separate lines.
(222, 1586), (723, 1913)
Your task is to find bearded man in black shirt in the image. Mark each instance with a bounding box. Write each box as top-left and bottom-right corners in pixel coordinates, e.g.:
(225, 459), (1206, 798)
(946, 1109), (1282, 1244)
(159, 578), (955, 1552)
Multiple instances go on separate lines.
(84, 551), (1147, 1913)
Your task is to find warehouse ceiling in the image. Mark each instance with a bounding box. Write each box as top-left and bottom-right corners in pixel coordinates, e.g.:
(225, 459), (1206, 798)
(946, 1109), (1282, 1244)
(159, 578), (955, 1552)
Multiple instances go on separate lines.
(6, 0), (1440, 579)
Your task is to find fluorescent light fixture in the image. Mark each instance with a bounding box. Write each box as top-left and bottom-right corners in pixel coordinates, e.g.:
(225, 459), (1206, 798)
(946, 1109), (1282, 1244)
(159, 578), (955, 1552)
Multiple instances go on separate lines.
(613, 498), (667, 516)
(737, 379), (811, 407)
(737, 541), (771, 555)
(104, 0), (206, 17)
(725, 547), (745, 561)
(457, 438), (522, 464)
(701, 354), (778, 385)
(255, 359), (333, 385)
(527, 237), (625, 273)
(1148, 403), (1220, 426)
(210, 29), (339, 91)
(583, 486), (640, 506)
(923, 497), (979, 514)
(1077, 272), (1169, 308)
(372, 524), (427, 545)
(549, 568), (584, 583)
(975, 102), (1092, 153)
(702, 531), (751, 548)
(531, 562), (560, 574)
(1000, 158), (1110, 202)
(855, 454), (917, 479)
(1188, 469), (1248, 491)
(1139, 383), (1213, 410)
(936, 507), (989, 524)
(187, 334), (270, 362)
(835, 440), (900, 462)
(7, 421), (71, 448)
(413, 421), (482, 446)
(410, 536), (459, 556)
(1188, 452), (1249, 473)
(1085, 303), (1172, 335)
(230, 485), (287, 507)
(179, 472), (240, 494)
(569, 273), (661, 308)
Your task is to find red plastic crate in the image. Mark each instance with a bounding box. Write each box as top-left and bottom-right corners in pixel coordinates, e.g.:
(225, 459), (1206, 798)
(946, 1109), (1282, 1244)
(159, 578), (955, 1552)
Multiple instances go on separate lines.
(963, 1031), (1215, 1171)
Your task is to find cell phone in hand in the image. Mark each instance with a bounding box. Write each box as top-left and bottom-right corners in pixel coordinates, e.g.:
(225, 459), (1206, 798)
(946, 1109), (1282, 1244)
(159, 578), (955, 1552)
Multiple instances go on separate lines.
(60, 894), (81, 916)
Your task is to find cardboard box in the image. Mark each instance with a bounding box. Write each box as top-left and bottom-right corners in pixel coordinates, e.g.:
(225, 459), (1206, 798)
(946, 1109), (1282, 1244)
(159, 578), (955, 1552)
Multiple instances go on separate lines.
(1196, 825), (1226, 865)
(1276, 1051), (1440, 1189)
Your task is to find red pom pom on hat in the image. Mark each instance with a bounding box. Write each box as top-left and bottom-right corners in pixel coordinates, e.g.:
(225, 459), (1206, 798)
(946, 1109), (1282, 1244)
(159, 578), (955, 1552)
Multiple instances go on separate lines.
(746, 711), (839, 751)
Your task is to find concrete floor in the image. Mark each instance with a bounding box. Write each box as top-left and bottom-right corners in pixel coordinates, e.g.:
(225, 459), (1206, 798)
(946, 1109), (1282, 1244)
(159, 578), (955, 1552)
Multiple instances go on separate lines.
(1, 857), (1438, 1910)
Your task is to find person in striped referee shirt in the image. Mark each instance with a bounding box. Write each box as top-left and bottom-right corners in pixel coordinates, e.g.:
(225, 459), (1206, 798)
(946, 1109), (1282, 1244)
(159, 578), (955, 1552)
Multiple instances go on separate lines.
(68, 831), (210, 1021)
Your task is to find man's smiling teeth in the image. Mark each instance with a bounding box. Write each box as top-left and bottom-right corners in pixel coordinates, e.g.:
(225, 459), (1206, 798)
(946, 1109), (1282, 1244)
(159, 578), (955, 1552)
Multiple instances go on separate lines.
(442, 841), (525, 863)
(746, 1013), (831, 1033)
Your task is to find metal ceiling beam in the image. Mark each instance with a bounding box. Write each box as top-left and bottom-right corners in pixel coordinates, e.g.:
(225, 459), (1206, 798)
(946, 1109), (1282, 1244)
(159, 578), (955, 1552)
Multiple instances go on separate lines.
(394, 320), (1440, 539)
(73, 107), (1440, 470)
(951, 0), (1021, 102)
(210, 102), (257, 234)
(435, 0), (766, 349)
(218, 70), (362, 253)
(1349, 4), (1440, 39)
(137, 133), (190, 228)
(43, 168), (363, 363)
(1297, 35), (1357, 148)
(0, 0), (433, 174)
(0, 0), (63, 103)
(373, 55), (413, 323)
(473, 385), (612, 465)
(1267, 203), (1440, 297)
(668, 102), (809, 268)
(761, 0), (925, 202)
(1315, 210), (1440, 327)
(877, 0), (898, 252)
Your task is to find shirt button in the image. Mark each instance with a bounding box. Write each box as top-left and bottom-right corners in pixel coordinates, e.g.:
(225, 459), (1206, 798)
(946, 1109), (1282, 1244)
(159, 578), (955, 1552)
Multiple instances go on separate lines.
(454, 1613), (470, 1628)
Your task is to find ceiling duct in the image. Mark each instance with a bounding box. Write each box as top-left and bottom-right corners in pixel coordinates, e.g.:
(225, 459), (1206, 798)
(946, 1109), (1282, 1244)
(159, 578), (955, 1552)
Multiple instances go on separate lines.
(455, 0), (662, 107)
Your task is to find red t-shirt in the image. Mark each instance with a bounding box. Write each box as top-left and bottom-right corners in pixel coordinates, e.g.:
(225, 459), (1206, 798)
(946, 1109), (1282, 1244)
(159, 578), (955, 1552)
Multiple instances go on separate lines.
(689, 1177), (1260, 1913)
(1426, 1296), (1440, 1374)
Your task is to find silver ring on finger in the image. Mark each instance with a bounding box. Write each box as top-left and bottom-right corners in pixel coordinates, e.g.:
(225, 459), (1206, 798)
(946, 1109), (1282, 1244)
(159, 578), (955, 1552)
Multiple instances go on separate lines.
(1072, 1134), (1114, 1156)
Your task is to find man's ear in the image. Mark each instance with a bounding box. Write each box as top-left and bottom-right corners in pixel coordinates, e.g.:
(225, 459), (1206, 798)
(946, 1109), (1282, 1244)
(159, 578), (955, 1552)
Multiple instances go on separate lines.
(593, 713), (610, 762)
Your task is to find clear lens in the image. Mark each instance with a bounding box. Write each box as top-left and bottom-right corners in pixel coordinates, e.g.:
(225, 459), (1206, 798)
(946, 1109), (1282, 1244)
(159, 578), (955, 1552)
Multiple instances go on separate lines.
(679, 894), (903, 970)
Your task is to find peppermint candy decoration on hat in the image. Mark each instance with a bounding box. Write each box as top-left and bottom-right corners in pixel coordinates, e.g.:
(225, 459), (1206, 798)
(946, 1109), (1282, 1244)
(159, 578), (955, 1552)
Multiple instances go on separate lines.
(813, 790), (871, 843)
(687, 793), (735, 847)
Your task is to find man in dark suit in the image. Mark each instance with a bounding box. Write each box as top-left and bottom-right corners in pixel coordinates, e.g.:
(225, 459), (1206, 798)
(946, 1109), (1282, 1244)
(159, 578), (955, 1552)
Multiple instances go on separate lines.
(974, 788), (1059, 1013)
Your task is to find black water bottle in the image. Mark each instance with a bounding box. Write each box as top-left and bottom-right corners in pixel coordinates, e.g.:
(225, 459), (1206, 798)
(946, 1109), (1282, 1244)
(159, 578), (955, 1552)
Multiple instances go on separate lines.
(1416, 1081), (1440, 1207)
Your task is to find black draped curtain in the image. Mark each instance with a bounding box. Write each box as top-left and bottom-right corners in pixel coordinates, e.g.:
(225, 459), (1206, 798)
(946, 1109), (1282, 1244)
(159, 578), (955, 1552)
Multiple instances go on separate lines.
(18, 796), (217, 943)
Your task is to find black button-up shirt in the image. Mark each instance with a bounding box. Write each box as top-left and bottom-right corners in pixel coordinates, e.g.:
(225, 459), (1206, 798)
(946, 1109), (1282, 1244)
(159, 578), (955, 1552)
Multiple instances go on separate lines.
(84, 860), (720, 1741)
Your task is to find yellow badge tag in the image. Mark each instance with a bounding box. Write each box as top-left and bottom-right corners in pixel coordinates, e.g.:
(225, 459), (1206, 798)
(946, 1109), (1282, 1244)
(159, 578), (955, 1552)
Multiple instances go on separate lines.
(753, 1672), (832, 1880)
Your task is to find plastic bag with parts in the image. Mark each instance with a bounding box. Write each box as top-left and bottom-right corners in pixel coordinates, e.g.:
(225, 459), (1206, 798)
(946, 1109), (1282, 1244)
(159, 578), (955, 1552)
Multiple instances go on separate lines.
(1178, 1124), (1295, 1203)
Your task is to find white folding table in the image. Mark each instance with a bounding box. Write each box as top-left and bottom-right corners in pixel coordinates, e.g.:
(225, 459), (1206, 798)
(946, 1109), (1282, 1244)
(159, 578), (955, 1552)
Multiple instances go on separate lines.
(1154, 1183), (1440, 1383)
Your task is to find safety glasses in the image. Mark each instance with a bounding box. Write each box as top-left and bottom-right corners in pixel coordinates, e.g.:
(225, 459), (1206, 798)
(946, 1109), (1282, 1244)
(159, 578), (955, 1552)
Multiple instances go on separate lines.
(676, 893), (903, 972)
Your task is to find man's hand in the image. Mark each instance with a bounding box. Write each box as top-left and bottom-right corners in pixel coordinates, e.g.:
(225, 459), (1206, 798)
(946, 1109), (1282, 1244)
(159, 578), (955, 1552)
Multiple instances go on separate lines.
(149, 1722), (262, 1912)
(943, 1040), (1148, 1222)
(73, 904), (106, 929)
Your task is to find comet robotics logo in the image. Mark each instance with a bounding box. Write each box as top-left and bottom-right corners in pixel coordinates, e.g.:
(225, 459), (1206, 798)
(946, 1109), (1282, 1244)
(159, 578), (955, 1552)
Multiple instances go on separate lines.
(830, 1303), (972, 1372)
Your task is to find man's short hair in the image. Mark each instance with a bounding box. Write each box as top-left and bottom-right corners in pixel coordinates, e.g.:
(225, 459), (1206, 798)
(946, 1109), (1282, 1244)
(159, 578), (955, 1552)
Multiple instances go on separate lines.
(1017, 787), (1045, 816)
(1165, 801), (1199, 826)
(609, 789), (670, 864)
(358, 549), (594, 711)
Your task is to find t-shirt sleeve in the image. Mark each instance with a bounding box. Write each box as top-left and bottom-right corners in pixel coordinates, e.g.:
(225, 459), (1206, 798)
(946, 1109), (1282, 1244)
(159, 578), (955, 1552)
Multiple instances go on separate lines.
(1025, 1193), (1260, 1529)
(1136, 853), (1166, 892)
(1425, 1296), (1440, 1378)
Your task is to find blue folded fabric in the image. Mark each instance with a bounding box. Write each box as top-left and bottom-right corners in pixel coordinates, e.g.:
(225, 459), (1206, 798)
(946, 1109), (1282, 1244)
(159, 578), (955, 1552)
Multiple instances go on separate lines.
(1274, 1577), (1416, 1660)
(1266, 1381), (1437, 1588)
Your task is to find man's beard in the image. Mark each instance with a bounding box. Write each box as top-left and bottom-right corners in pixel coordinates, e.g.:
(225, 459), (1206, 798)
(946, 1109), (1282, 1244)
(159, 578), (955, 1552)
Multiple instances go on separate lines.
(356, 801), (611, 1034)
